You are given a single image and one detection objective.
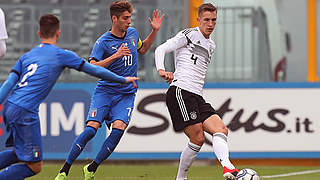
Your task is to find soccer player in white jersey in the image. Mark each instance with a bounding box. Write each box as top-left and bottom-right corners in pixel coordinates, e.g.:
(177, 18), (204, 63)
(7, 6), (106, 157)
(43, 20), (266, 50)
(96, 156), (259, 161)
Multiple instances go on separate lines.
(155, 3), (239, 180)
(0, 8), (8, 58)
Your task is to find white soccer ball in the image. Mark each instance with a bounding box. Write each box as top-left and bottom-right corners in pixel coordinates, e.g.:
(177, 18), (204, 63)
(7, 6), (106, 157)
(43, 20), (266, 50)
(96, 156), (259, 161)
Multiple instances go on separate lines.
(236, 168), (260, 180)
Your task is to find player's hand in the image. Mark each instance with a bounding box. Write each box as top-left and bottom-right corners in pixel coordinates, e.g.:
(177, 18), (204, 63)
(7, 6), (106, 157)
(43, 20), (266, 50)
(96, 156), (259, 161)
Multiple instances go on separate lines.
(158, 69), (173, 83)
(125, 77), (140, 88)
(114, 43), (131, 59)
(148, 9), (165, 32)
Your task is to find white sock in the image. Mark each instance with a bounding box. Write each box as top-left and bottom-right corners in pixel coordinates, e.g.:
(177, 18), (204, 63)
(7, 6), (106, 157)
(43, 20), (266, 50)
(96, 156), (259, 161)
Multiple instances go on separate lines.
(176, 141), (201, 180)
(212, 133), (235, 169)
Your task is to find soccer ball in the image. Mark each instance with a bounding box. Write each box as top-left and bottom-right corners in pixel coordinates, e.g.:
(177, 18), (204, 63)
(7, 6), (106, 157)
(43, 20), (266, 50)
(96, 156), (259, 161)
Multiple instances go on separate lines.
(236, 168), (260, 180)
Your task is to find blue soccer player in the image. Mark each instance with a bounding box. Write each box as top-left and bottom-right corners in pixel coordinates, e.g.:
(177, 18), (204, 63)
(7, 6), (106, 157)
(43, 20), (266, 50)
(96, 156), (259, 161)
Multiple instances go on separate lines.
(0, 14), (138, 180)
(55, 1), (164, 179)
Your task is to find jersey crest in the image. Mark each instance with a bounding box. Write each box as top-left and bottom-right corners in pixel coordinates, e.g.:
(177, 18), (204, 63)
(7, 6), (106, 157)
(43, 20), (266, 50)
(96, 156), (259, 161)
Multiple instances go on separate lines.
(130, 37), (136, 47)
(90, 108), (97, 117)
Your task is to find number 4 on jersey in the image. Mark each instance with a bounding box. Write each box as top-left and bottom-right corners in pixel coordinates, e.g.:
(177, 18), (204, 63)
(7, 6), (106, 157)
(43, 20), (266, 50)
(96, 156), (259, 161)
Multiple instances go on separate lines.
(191, 54), (198, 64)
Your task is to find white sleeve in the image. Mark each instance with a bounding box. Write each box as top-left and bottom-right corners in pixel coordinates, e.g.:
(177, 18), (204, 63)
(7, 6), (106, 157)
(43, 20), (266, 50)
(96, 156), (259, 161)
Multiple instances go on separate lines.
(155, 31), (187, 71)
(0, 9), (8, 40)
(0, 39), (6, 59)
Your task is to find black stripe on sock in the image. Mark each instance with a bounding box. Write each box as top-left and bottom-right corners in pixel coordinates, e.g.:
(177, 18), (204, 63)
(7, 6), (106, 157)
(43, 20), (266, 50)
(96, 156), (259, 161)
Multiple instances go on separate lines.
(188, 143), (200, 152)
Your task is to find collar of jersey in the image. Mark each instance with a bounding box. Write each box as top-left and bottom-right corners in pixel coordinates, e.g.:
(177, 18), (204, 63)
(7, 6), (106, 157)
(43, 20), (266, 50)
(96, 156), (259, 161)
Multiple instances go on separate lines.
(109, 30), (127, 39)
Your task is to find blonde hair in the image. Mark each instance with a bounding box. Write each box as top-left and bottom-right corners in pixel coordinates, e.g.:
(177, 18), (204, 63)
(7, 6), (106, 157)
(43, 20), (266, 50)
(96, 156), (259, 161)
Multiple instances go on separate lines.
(198, 3), (217, 17)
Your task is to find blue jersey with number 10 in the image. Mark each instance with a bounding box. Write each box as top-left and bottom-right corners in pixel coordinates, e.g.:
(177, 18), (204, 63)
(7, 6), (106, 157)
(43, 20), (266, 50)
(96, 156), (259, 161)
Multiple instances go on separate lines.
(7, 43), (84, 112)
(90, 27), (142, 94)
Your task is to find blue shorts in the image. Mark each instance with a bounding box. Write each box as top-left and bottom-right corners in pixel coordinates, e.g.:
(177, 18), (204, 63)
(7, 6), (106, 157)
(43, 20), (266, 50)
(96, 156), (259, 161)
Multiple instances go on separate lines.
(87, 88), (136, 126)
(3, 102), (42, 162)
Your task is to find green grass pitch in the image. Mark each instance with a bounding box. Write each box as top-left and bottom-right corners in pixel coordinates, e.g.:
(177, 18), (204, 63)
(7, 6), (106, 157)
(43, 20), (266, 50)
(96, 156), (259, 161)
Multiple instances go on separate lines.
(26, 163), (320, 180)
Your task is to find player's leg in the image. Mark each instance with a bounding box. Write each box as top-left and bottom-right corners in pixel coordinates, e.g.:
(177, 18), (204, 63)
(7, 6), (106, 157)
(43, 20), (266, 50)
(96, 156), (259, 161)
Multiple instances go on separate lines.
(26, 161), (42, 174)
(56, 90), (110, 179)
(85, 120), (126, 174)
(0, 159), (41, 179)
(203, 114), (239, 179)
(84, 93), (135, 177)
(166, 86), (204, 180)
(0, 104), (43, 179)
(176, 123), (204, 180)
(66, 122), (98, 164)
(56, 122), (98, 178)
(0, 162), (39, 179)
(0, 104), (19, 170)
(0, 149), (19, 170)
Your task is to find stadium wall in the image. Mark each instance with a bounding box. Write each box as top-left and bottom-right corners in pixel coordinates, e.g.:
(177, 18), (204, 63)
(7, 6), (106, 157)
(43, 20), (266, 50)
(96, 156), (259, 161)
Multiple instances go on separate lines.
(1, 82), (320, 160)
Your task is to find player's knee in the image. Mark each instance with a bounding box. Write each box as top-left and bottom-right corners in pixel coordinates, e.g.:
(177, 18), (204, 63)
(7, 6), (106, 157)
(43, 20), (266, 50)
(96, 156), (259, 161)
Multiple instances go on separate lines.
(222, 126), (229, 136)
(86, 121), (100, 130)
(197, 134), (205, 146)
(112, 120), (127, 130)
(27, 161), (42, 174)
(215, 124), (228, 136)
(190, 133), (205, 146)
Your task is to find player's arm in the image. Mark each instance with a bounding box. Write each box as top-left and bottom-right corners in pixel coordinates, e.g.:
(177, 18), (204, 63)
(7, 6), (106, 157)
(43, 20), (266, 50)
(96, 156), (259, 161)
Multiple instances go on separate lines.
(90, 43), (131, 68)
(154, 32), (187, 83)
(80, 61), (139, 87)
(154, 41), (174, 83)
(0, 39), (6, 59)
(138, 9), (164, 55)
(0, 9), (7, 59)
(0, 72), (19, 104)
(59, 49), (139, 87)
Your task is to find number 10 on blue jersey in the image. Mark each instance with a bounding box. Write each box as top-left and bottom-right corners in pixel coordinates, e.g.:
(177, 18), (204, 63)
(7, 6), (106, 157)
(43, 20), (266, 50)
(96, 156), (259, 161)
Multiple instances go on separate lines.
(123, 54), (133, 66)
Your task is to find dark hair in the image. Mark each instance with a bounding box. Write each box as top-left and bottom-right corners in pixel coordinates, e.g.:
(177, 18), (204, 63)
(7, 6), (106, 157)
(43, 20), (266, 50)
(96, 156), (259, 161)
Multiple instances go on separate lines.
(109, 0), (133, 20)
(39, 14), (60, 38)
(198, 3), (217, 17)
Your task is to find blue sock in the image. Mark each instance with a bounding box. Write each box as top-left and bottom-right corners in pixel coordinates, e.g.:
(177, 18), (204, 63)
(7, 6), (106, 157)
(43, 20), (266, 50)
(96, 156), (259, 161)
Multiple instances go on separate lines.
(0, 150), (19, 169)
(65, 126), (97, 165)
(94, 128), (124, 165)
(0, 164), (35, 179)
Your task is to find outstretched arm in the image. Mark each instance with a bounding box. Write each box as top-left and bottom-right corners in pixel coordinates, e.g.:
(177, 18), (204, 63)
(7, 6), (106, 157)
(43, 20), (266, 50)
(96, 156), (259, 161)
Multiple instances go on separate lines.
(138, 9), (164, 55)
(80, 62), (139, 87)
(0, 72), (19, 104)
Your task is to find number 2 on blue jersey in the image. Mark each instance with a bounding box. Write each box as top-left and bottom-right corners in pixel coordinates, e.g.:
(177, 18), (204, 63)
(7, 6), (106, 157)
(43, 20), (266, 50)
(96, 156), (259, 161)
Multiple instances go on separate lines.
(18, 63), (38, 87)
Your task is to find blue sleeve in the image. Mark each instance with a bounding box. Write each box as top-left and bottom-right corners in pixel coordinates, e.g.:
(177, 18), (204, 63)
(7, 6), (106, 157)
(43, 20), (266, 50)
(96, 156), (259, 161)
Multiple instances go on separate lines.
(57, 49), (84, 70)
(0, 72), (19, 104)
(89, 39), (105, 61)
(80, 62), (126, 83)
(11, 56), (23, 76)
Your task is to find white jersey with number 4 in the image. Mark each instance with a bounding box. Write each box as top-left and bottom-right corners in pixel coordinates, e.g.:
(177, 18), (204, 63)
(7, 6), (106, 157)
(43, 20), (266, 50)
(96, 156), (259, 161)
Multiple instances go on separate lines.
(155, 27), (216, 96)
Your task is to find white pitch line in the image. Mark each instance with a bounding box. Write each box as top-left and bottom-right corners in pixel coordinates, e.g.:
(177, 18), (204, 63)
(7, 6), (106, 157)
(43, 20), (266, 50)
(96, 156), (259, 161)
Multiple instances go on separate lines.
(261, 169), (320, 179)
